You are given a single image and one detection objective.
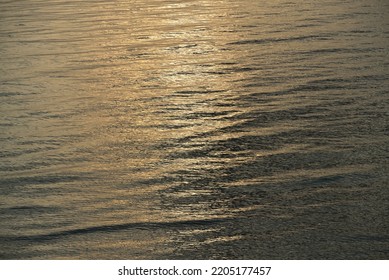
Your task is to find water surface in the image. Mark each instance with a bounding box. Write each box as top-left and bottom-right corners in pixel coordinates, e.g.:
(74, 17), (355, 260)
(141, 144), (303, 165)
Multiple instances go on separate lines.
(0, 0), (388, 259)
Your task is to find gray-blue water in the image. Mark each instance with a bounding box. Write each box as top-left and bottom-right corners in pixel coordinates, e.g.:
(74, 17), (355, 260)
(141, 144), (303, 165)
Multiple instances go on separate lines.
(0, 0), (388, 259)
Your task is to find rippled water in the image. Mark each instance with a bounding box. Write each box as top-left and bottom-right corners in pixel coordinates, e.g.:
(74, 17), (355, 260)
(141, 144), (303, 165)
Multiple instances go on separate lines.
(1, 0), (388, 259)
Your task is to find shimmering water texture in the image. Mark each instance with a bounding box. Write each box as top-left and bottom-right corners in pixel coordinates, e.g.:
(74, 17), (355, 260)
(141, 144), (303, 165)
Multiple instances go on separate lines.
(1, 0), (388, 259)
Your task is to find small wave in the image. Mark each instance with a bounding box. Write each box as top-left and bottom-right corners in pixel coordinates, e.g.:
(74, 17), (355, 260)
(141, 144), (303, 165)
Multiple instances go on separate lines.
(228, 34), (329, 46)
(0, 218), (230, 242)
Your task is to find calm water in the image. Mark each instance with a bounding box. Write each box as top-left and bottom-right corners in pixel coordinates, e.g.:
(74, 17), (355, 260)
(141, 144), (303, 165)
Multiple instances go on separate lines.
(0, 0), (388, 259)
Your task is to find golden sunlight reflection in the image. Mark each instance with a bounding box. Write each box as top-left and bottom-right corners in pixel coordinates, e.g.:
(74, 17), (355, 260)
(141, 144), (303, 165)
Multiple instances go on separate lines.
(64, 0), (257, 226)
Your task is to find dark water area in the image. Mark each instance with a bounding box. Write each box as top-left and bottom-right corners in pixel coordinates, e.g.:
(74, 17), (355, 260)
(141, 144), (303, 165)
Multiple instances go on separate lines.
(0, 0), (388, 259)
